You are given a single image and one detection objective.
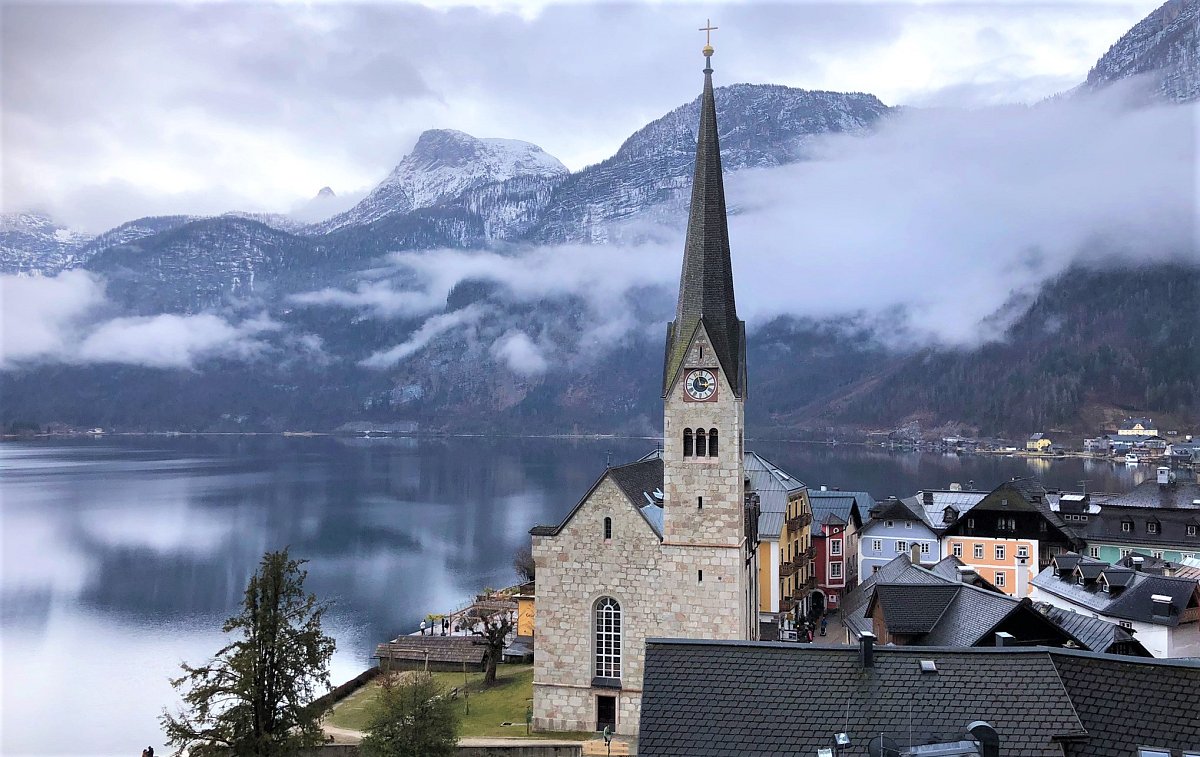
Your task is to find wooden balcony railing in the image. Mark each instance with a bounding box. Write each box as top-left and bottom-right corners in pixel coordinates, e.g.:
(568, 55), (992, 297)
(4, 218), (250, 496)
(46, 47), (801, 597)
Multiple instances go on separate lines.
(780, 597), (797, 614)
(780, 561), (799, 577)
(786, 513), (812, 531)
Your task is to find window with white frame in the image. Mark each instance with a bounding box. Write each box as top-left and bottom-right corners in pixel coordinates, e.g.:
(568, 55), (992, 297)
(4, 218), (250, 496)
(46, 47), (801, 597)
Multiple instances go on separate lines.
(830, 539), (842, 556)
(904, 521), (912, 530)
(830, 562), (843, 579)
(896, 541), (908, 553)
(1089, 546), (1100, 558)
(953, 542), (963, 558)
(872, 539), (882, 552)
(1153, 551), (1164, 559)
(1188, 525), (1198, 537)
(886, 520), (894, 528)
(1122, 522), (1132, 533)
(594, 597), (622, 680)
(920, 542), (931, 555)
(1147, 522), (1159, 534)
(995, 545), (1006, 561)
(974, 544), (984, 560)
(995, 571), (1006, 587)
(1017, 545), (1029, 559)
(1120, 548), (1132, 557)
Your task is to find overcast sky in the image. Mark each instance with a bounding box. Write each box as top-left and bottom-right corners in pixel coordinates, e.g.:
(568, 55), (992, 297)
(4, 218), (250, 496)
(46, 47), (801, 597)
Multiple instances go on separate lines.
(0, 0), (1163, 231)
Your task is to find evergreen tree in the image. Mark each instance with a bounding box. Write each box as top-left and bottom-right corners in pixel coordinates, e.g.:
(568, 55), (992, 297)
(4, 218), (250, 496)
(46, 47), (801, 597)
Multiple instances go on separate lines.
(359, 672), (461, 757)
(160, 548), (336, 756)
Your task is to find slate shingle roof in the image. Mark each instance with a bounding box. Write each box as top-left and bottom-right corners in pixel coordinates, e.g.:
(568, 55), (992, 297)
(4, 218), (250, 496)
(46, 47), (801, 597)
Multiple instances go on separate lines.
(811, 490), (873, 529)
(639, 641), (1100, 756)
(1092, 479), (1200, 509)
(1033, 603), (1143, 655)
(842, 555), (946, 637)
(374, 635), (487, 665)
(530, 451), (665, 539)
(1033, 553), (1200, 626)
(870, 583), (961, 634)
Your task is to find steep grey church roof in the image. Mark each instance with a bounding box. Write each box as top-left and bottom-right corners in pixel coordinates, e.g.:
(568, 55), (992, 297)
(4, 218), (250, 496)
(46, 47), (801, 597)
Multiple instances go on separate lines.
(663, 55), (746, 398)
(637, 640), (1200, 755)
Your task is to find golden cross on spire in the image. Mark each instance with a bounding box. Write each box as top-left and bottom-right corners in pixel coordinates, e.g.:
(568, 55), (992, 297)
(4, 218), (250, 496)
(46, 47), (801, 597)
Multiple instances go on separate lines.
(699, 18), (717, 58)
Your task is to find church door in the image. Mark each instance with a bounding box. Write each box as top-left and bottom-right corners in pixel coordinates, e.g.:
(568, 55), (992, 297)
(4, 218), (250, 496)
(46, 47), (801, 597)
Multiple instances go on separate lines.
(596, 695), (616, 732)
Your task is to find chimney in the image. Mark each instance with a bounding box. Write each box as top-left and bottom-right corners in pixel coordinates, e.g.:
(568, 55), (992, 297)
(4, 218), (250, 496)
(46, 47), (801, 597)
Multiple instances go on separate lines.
(1164, 565), (1176, 578)
(860, 632), (876, 668)
(994, 631), (1015, 647)
(821, 485), (828, 492)
(949, 482), (963, 492)
(1132, 556), (1144, 571)
(957, 566), (977, 584)
(911, 543), (922, 565)
(967, 721), (1000, 757)
(1015, 556), (1030, 599)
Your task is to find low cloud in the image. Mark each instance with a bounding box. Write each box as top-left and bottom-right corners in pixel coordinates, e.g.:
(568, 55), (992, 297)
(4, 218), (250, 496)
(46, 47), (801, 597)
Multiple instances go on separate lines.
(491, 330), (549, 376)
(360, 305), (486, 369)
(0, 271), (278, 369)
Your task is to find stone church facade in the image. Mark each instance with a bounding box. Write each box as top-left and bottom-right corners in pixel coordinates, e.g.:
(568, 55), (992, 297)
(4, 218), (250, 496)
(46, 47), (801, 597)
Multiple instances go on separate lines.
(530, 47), (759, 737)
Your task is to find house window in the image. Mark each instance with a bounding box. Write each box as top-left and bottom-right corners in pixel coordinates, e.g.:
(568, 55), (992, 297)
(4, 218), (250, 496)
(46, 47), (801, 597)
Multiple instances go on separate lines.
(708, 428), (718, 457)
(974, 544), (984, 560)
(695, 429), (707, 457)
(1039, 520), (1047, 532)
(920, 542), (931, 555)
(1120, 621), (1134, 630)
(1138, 749), (1170, 757)
(604, 517), (612, 540)
(698, 570), (703, 582)
(872, 539), (882, 552)
(967, 518), (976, 529)
(697, 496), (703, 510)
(830, 562), (843, 578)
(1188, 525), (1197, 537)
(953, 543), (963, 558)
(995, 572), (1006, 587)
(896, 541), (908, 553)
(683, 428), (693, 457)
(872, 565), (881, 574)
(1017, 546), (1029, 559)
(1147, 522), (1159, 534)
(886, 520), (894, 528)
(1120, 548), (1132, 557)
(905, 521), (912, 529)
(1089, 546), (1100, 558)
(1121, 522), (1132, 533)
(831, 540), (843, 556)
(995, 545), (1006, 561)
(594, 597), (622, 680)
(1152, 551), (1164, 559)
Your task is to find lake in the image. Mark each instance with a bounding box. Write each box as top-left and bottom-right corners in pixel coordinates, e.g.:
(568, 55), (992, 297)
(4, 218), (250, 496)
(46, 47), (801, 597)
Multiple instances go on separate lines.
(0, 435), (1152, 755)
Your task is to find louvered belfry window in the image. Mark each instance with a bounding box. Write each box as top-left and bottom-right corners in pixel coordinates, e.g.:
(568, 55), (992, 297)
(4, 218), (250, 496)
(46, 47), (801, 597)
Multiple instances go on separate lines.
(594, 597), (622, 679)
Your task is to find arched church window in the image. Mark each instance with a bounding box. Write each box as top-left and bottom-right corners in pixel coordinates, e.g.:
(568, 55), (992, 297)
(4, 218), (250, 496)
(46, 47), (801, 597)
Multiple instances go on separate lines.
(695, 429), (707, 457)
(683, 428), (693, 457)
(594, 597), (622, 679)
(708, 428), (718, 457)
(604, 517), (612, 540)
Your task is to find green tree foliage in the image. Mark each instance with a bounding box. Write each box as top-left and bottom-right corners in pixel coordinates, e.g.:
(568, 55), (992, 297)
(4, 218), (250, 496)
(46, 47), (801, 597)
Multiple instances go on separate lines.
(359, 672), (461, 757)
(160, 548), (336, 756)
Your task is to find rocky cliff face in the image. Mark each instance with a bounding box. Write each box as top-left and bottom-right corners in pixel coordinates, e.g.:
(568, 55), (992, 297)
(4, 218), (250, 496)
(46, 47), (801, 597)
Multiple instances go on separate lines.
(1086, 0), (1199, 102)
(0, 212), (92, 275)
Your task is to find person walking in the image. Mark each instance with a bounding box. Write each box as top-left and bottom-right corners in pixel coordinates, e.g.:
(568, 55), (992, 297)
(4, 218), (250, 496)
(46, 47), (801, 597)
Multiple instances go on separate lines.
(820, 614), (828, 637)
(419, 619), (427, 636)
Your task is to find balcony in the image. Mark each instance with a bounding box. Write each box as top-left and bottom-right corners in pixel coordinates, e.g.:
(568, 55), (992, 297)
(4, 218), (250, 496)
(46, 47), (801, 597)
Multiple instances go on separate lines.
(780, 561), (799, 577)
(780, 597), (797, 614)
(786, 513), (812, 531)
(805, 545), (816, 560)
(798, 575), (817, 592)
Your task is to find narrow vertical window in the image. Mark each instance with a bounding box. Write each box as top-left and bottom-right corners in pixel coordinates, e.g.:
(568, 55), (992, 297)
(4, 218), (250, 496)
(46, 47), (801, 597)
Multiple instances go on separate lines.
(708, 428), (718, 456)
(604, 517), (612, 540)
(695, 429), (707, 457)
(594, 597), (622, 680)
(698, 570), (704, 582)
(683, 428), (693, 457)
(697, 496), (703, 510)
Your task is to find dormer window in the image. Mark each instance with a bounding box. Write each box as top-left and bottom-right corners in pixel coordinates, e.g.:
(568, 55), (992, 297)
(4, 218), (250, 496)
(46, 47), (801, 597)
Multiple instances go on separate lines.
(1188, 525), (1198, 537)
(1147, 522), (1159, 534)
(886, 520), (894, 528)
(1122, 521), (1132, 533)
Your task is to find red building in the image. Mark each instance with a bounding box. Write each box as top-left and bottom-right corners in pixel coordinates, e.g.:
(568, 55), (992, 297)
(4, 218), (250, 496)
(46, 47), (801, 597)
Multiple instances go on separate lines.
(805, 490), (870, 618)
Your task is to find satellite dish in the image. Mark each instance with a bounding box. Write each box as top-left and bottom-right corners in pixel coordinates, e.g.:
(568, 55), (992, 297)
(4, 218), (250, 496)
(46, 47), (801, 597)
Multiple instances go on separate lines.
(867, 735), (900, 757)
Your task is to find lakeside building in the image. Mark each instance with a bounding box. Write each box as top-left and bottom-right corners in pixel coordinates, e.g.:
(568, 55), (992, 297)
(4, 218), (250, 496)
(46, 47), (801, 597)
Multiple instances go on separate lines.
(1029, 553), (1200, 658)
(528, 42), (758, 737)
(859, 496), (939, 577)
(637, 638), (1200, 755)
(1084, 468), (1200, 563)
(1118, 417), (1159, 437)
(806, 489), (869, 615)
(1026, 432), (1052, 452)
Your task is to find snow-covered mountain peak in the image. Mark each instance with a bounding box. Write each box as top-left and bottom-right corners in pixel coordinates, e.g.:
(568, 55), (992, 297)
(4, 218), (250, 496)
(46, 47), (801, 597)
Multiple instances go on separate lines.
(1085, 0), (1198, 102)
(383, 129), (568, 209)
(316, 186), (336, 199)
(0, 211), (94, 275)
(312, 129), (567, 234)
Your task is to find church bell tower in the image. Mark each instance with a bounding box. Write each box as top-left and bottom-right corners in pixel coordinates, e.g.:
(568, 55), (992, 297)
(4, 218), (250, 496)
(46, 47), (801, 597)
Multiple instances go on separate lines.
(661, 25), (756, 638)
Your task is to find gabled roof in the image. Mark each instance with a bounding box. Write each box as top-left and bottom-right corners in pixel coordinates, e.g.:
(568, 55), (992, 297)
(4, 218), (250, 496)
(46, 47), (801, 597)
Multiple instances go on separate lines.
(743, 451), (804, 514)
(1034, 603), (1146, 656)
(639, 642), (1200, 757)
(903, 490), (988, 534)
(841, 554), (946, 638)
(867, 496), (926, 524)
(1092, 478), (1200, 509)
(810, 489), (872, 530)
(530, 451), (665, 540)
(868, 583), (960, 634)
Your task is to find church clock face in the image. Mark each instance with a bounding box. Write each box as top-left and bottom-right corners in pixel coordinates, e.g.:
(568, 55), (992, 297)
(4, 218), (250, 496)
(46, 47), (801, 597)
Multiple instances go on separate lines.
(685, 369), (717, 401)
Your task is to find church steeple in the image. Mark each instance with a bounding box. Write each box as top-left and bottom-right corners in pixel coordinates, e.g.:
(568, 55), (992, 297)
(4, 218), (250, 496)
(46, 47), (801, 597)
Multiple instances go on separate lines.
(663, 32), (746, 398)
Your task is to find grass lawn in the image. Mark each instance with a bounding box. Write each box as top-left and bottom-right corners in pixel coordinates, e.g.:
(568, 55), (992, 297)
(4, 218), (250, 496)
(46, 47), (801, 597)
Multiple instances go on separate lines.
(326, 663), (592, 741)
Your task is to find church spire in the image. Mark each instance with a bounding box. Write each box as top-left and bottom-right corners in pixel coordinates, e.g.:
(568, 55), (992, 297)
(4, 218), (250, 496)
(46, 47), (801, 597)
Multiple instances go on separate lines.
(663, 24), (745, 398)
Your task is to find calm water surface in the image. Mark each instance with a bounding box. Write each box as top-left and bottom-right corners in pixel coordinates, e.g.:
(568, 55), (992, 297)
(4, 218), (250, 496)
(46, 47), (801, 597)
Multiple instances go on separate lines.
(0, 435), (1152, 755)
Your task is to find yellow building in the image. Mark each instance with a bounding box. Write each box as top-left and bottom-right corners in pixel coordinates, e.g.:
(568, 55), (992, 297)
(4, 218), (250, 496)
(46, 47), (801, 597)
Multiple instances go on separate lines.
(1026, 434), (1052, 452)
(514, 581), (536, 637)
(779, 487), (814, 620)
(1118, 417), (1157, 437)
(745, 452), (807, 615)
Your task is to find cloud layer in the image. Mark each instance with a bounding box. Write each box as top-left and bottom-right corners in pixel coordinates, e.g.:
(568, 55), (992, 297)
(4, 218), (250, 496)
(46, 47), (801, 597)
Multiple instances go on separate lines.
(0, 271), (277, 370)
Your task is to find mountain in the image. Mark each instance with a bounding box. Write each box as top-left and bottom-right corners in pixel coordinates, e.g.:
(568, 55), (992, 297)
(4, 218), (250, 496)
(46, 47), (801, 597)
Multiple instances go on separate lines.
(0, 212), (92, 275)
(311, 129), (569, 234)
(1085, 0), (1199, 102)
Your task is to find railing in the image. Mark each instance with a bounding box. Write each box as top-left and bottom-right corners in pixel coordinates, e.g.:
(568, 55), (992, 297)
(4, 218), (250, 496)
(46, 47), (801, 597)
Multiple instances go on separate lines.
(780, 597), (797, 613)
(786, 513), (812, 531)
(805, 546), (817, 559)
(780, 561), (799, 577)
(798, 575), (817, 591)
